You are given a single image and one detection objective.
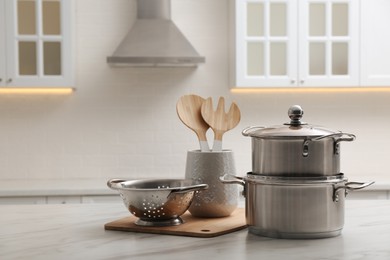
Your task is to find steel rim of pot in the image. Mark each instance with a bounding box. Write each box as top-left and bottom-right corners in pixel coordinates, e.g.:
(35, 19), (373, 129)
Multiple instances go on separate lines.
(246, 172), (346, 184)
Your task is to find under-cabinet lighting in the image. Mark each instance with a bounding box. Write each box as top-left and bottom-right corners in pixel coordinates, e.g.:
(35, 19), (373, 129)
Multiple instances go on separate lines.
(0, 88), (74, 95)
(231, 87), (390, 94)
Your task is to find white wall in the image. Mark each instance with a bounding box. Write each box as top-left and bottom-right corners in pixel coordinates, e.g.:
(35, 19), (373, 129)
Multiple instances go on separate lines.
(0, 0), (389, 183)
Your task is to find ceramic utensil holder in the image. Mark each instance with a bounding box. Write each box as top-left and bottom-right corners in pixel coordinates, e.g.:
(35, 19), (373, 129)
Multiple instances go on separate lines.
(185, 150), (238, 217)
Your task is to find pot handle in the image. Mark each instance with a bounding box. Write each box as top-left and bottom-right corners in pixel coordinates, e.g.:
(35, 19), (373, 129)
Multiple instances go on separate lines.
(312, 132), (356, 142)
(242, 126), (265, 137)
(304, 133), (356, 156)
(333, 180), (375, 202)
(107, 179), (127, 190)
(333, 133), (356, 154)
(335, 133), (356, 143)
(220, 174), (246, 187)
(170, 184), (209, 194)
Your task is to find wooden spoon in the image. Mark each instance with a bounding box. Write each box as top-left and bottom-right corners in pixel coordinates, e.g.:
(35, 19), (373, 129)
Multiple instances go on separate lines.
(201, 97), (241, 151)
(176, 95), (210, 152)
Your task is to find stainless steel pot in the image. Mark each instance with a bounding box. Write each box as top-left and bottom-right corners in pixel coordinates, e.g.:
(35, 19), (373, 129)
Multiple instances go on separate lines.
(221, 173), (374, 239)
(242, 105), (355, 176)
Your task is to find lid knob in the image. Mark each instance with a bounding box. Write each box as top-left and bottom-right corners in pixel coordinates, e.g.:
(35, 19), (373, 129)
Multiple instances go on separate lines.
(288, 105), (304, 125)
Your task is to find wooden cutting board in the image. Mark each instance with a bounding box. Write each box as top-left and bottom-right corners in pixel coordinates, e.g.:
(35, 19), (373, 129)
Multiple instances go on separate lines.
(104, 208), (247, 238)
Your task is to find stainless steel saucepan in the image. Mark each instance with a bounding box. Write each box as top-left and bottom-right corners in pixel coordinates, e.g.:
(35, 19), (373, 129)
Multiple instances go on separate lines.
(242, 105), (355, 176)
(221, 173), (374, 239)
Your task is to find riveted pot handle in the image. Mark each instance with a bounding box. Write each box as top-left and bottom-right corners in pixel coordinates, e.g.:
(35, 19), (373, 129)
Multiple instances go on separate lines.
(220, 174), (245, 187)
(242, 126), (265, 137)
(333, 180), (375, 202)
(305, 133), (356, 156)
(341, 181), (375, 191)
(311, 132), (355, 142)
(335, 133), (356, 143)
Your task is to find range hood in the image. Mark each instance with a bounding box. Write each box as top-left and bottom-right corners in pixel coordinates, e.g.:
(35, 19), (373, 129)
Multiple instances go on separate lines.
(107, 0), (205, 67)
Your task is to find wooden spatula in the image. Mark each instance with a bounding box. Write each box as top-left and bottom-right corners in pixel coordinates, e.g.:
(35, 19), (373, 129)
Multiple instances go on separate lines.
(201, 97), (241, 151)
(176, 95), (210, 152)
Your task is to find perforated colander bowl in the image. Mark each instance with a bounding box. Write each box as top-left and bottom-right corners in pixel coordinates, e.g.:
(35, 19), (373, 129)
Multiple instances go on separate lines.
(107, 179), (208, 226)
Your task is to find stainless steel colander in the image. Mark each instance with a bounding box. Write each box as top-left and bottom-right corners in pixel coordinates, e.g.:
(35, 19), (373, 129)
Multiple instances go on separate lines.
(107, 179), (208, 226)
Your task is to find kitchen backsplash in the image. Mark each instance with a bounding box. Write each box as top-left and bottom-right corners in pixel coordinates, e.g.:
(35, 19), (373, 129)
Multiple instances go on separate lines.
(0, 0), (389, 182)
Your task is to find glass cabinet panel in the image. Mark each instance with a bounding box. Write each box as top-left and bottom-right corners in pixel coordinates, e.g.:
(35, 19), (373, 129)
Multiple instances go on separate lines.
(247, 3), (264, 37)
(43, 42), (61, 75)
(42, 0), (61, 35)
(247, 42), (264, 76)
(270, 3), (286, 36)
(17, 0), (36, 35)
(18, 41), (37, 75)
(332, 4), (348, 36)
(270, 42), (286, 75)
(309, 4), (326, 36)
(309, 42), (326, 75)
(332, 42), (348, 75)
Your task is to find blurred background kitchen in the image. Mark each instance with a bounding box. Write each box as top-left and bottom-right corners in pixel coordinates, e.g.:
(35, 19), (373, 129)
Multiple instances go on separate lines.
(0, 0), (389, 203)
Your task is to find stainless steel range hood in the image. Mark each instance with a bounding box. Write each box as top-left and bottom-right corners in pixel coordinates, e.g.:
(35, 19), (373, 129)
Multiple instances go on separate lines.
(107, 0), (205, 67)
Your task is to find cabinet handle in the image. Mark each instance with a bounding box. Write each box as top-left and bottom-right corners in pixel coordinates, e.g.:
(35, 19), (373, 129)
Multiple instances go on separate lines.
(7, 78), (12, 83)
(291, 79), (296, 84)
(0, 78), (2, 82)
(300, 79), (305, 84)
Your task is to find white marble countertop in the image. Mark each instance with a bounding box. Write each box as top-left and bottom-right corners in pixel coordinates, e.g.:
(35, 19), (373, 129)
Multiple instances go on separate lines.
(1, 177), (389, 197)
(1, 200), (390, 260)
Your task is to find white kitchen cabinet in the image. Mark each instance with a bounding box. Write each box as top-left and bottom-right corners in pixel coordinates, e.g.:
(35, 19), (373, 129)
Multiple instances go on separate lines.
(0, 196), (46, 205)
(81, 195), (122, 204)
(233, 0), (359, 88)
(235, 0), (297, 87)
(0, 195), (121, 204)
(0, 0), (73, 88)
(47, 196), (82, 204)
(360, 0), (390, 86)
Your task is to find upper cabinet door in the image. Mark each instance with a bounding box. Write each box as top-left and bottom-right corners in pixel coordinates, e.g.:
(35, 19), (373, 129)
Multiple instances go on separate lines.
(235, 0), (298, 87)
(4, 0), (73, 87)
(361, 0), (390, 86)
(233, 0), (359, 88)
(299, 0), (359, 87)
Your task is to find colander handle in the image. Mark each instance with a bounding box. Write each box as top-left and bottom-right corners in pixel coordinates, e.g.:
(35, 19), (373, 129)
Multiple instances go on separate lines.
(107, 179), (126, 190)
(170, 184), (208, 194)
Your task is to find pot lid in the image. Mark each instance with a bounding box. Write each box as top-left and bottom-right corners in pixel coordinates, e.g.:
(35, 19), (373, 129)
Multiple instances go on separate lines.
(242, 105), (341, 139)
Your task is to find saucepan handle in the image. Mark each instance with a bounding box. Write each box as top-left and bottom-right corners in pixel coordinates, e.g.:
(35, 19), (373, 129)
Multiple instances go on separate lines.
(220, 174), (246, 187)
(220, 174), (246, 197)
(304, 132), (356, 156)
(335, 133), (356, 143)
(311, 132), (355, 142)
(333, 180), (375, 202)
